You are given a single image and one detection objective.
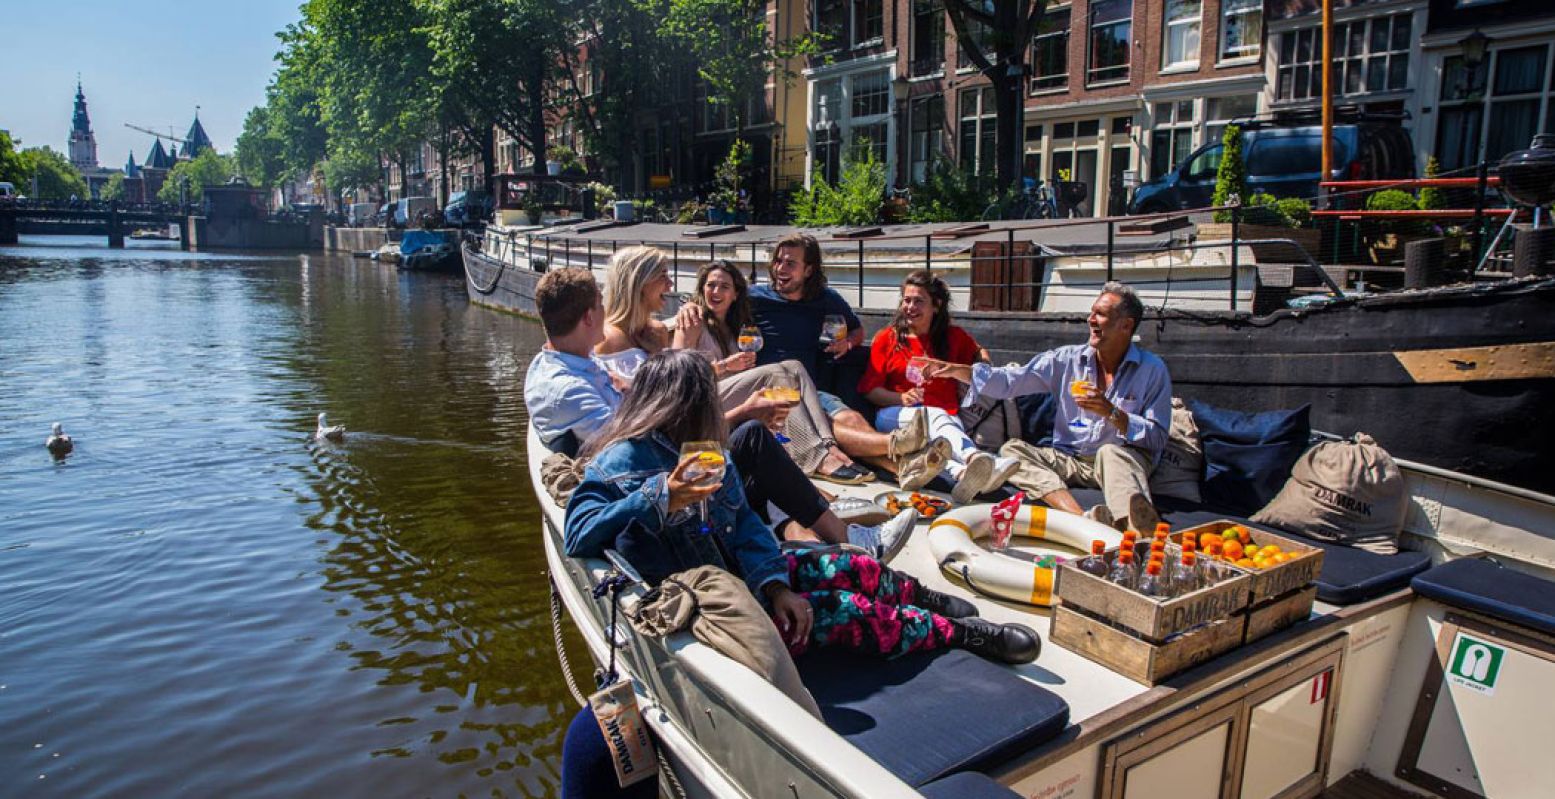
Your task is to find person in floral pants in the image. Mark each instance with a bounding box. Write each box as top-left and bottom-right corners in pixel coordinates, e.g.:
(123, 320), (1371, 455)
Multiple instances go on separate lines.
(782, 549), (955, 659)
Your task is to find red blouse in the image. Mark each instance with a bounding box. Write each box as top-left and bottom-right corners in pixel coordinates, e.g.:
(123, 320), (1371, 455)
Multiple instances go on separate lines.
(859, 325), (981, 414)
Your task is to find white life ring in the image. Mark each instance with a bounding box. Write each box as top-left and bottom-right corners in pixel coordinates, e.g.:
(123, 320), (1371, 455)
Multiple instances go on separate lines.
(927, 504), (1123, 607)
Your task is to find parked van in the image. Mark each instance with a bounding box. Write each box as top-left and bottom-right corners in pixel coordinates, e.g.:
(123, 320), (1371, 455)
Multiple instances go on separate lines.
(393, 196), (438, 228)
(443, 190), (492, 227)
(0, 182), (15, 200)
(348, 202), (378, 227)
(1129, 116), (1414, 214)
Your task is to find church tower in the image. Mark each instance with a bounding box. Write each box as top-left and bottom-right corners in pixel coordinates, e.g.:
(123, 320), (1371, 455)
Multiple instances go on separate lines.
(68, 80), (99, 171)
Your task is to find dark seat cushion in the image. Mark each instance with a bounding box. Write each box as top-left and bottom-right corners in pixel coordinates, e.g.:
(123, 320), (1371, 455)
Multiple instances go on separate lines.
(917, 772), (1023, 799)
(1064, 489), (1431, 606)
(797, 648), (1069, 787)
(1187, 401), (1311, 516)
(1017, 392), (1057, 447)
(1412, 558), (1555, 638)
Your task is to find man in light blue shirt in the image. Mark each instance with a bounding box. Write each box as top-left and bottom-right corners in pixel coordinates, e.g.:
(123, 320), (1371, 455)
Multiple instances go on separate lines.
(523, 270), (621, 451)
(929, 283), (1172, 531)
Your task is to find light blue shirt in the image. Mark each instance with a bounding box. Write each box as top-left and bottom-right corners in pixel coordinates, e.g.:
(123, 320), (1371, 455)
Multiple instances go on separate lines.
(524, 347), (622, 447)
(967, 343), (1172, 462)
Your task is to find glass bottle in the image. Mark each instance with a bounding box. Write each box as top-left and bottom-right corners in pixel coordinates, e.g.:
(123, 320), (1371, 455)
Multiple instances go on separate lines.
(1108, 548), (1137, 589)
(1137, 561), (1167, 598)
(1078, 540), (1110, 577)
(1174, 551), (1202, 595)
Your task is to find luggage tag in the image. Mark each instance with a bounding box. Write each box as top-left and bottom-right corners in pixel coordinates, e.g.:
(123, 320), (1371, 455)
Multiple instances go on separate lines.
(587, 678), (659, 788)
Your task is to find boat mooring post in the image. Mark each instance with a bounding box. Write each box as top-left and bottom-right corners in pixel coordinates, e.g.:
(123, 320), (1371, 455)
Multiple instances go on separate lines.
(1106, 220), (1115, 282)
(1006, 228), (1015, 310)
(1229, 203), (1241, 311)
(857, 240), (865, 306)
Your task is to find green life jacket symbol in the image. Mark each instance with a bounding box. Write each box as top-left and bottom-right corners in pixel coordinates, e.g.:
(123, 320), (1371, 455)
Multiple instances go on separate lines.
(1447, 633), (1504, 695)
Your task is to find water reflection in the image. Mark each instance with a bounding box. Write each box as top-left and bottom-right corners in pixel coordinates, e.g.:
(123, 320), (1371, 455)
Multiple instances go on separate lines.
(0, 237), (578, 797)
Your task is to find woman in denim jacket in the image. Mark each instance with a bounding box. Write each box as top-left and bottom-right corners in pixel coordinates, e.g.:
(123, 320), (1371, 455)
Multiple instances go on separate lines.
(563, 349), (1040, 663)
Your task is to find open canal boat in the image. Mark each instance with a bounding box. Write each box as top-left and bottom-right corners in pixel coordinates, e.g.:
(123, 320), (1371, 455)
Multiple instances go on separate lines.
(532, 421), (1555, 799)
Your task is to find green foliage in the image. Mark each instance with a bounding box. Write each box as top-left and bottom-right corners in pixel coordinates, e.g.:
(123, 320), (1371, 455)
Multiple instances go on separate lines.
(1275, 198), (1312, 228)
(1418, 156), (1446, 212)
(1211, 124), (1245, 223)
(234, 105), (288, 189)
(1365, 188), (1428, 235)
(657, 0), (821, 135)
(157, 150), (235, 203)
(789, 143), (886, 227)
(586, 181), (618, 206)
(905, 158), (992, 223)
(17, 147), (88, 199)
(0, 130), (27, 188)
(101, 172), (126, 201)
(322, 144), (381, 193)
(712, 138), (751, 211)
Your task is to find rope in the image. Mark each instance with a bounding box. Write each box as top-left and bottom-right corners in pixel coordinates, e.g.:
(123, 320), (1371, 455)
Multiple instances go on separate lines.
(464, 240), (509, 296)
(549, 576), (588, 708)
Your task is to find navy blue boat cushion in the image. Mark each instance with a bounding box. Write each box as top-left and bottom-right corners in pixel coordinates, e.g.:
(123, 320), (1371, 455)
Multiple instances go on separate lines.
(1017, 392), (1057, 447)
(797, 648), (1069, 787)
(917, 772), (1023, 799)
(1412, 558), (1555, 638)
(1187, 401), (1311, 516)
(1063, 489), (1430, 605)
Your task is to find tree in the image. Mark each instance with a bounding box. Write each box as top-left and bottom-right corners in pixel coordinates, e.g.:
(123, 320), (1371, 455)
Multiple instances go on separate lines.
(941, 0), (1048, 191)
(235, 106), (288, 189)
(158, 150), (235, 203)
(101, 172), (126, 201)
(0, 130), (27, 188)
(658, 0), (820, 138)
(17, 147), (88, 199)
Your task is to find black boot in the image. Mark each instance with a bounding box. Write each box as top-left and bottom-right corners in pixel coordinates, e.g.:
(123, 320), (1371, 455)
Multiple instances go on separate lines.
(951, 618), (1042, 664)
(910, 583), (979, 619)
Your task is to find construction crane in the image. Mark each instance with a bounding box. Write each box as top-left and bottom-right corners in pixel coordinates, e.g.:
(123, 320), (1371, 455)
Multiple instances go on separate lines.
(123, 122), (192, 151)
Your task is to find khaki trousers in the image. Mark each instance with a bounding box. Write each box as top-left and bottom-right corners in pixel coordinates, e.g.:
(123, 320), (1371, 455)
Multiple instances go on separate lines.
(999, 440), (1154, 522)
(719, 361), (831, 474)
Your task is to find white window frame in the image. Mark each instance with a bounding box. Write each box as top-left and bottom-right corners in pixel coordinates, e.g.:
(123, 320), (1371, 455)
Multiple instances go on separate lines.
(807, 65), (897, 187)
(1161, 0), (1202, 71)
(1219, 0), (1262, 63)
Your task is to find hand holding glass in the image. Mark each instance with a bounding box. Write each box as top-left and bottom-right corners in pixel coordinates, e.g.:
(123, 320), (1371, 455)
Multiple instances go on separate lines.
(758, 378), (801, 443)
(821, 314), (848, 347)
(678, 441), (726, 534)
(904, 357), (928, 406)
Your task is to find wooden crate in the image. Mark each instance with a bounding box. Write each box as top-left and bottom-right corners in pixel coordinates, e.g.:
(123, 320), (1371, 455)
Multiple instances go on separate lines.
(1238, 585), (1319, 645)
(1055, 551), (1251, 641)
(1052, 605), (1245, 685)
(1176, 521), (1325, 604)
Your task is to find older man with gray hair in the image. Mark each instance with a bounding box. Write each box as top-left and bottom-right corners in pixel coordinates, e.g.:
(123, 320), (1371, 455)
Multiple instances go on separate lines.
(927, 282), (1172, 531)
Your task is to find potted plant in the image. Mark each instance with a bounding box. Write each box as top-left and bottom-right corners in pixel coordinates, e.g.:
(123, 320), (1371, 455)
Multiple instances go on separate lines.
(523, 195), (544, 225)
(1364, 189), (1428, 264)
(546, 145), (578, 177)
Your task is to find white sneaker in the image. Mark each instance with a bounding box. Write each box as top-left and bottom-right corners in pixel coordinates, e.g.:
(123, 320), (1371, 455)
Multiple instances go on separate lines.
(951, 453), (1023, 504)
(847, 508), (920, 563)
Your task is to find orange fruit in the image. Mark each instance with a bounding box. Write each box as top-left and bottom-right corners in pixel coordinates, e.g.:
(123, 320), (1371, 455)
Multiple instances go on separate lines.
(1223, 541), (1244, 561)
(1222, 527), (1244, 544)
(1235, 558), (1257, 569)
(1262, 545), (1282, 556)
(1200, 534), (1223, 550)
(1243, 545), (1261, 559)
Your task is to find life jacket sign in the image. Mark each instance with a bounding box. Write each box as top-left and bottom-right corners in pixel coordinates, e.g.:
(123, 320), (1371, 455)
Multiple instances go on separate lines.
(588, 679), (659, 787)
(1447, 632), (1505, 696)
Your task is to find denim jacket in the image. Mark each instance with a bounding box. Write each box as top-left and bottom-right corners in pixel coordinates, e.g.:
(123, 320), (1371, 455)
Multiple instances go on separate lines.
(563, 432), (790, 597)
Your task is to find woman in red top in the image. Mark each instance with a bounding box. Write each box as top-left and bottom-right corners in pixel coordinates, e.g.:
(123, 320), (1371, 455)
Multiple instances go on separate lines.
(861, 271), (1020, 503)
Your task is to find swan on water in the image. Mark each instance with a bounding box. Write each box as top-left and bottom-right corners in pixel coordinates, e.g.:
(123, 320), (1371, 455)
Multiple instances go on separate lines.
(46, 423), (74, 456)
(314, 412), (346, 442)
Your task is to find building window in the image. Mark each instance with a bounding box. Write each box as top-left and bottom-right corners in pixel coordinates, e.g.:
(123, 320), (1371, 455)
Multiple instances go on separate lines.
(1162, 0), (1201, 70)
(909, 94), (945, 183)
(1220, 0), (1261, 61)
(911, 0), (946, 77)
(811, 69), (893, 184)
(1088, 0), (1132, 84)
(958, 87), (998, 175)
(1278, 13), (1409, 102)
(1149, 101), (1195, 178)
(1204, 94), (1257, 150)
(1440, 44), (1553, 171)
(1031, 9), (1070, 91)
(817, 0), (882, 49)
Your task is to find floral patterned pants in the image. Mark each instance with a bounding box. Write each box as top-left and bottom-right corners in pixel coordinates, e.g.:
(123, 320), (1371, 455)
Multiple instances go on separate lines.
(778, 549), (956, 659)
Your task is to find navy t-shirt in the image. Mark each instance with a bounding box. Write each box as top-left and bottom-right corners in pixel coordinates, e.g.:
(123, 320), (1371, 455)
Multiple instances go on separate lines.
(749, 283), (862, 380)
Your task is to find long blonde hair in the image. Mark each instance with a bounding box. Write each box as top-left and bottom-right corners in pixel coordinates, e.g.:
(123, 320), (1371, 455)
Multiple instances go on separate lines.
(604, 246), (669, 350)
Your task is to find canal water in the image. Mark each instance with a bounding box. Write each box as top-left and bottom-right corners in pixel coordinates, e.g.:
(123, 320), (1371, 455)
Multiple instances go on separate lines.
(0, 237), (581, 797)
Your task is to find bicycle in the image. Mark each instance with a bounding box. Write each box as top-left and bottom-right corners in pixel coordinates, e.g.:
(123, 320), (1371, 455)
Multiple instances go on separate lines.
(981, 180), (1057, 221)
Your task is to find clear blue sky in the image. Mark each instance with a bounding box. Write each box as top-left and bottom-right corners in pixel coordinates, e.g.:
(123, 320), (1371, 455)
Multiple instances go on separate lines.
(0, 1), (303, 170)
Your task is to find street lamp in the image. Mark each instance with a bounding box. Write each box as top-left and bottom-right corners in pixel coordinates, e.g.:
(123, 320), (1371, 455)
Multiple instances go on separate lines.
(1458, 29), (1491, 170)
(892, 76), (911, 188)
